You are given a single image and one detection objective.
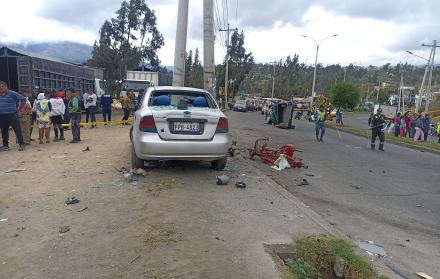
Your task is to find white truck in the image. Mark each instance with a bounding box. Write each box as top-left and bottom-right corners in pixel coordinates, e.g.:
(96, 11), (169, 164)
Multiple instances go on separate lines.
(121, 70), (159, 98)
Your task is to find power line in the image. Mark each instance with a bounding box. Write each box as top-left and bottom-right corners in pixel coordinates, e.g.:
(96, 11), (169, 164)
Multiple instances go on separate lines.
(235, 0), (238, 26)
(214, 0), (226, 47)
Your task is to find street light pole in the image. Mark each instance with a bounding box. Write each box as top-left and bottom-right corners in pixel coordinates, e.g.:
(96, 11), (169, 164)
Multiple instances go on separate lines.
(302, 34), (338, 107)
(311, 44), (319, 104)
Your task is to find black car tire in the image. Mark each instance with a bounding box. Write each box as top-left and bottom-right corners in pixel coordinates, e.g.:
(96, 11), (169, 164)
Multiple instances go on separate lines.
(211, 157), (227, 170)
(131, 144), (144, 169)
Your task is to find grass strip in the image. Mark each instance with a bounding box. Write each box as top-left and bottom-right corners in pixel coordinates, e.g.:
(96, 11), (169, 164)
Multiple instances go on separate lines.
(287, 235), (390, 279)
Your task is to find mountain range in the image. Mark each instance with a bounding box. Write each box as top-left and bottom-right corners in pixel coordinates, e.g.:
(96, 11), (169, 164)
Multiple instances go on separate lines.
(1, 41), (93, 64)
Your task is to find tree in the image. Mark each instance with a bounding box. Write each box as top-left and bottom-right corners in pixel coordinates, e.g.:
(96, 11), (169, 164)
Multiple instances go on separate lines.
(88, 0), (164, 95)
(330, 82), (361, 109)
(184, 49), (203, 89)
(216, 30), (254, 99)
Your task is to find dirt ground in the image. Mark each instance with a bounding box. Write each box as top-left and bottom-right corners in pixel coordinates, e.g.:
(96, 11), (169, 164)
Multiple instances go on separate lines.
(0, 113), (334, 279)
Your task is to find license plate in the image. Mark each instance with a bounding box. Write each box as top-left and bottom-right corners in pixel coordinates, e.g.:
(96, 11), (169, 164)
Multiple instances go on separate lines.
(173, 122), (200, 132)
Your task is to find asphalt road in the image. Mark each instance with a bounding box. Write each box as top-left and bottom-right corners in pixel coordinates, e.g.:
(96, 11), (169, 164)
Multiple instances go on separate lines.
(229, 111), (440, 278)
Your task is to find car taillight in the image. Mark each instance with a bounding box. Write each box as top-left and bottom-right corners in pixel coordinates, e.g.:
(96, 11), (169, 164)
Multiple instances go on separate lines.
(216, 117), (229, 133)
(139, 115), (157, 132)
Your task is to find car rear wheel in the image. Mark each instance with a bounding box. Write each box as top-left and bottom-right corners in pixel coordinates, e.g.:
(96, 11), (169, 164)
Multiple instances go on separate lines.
(211, 157), (227, 170)
(131, 145), (144, 169)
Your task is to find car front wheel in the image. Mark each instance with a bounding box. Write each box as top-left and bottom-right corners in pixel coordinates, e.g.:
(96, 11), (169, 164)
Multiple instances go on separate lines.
(211, 157), (227, 170)
(131, 145), (144, 169)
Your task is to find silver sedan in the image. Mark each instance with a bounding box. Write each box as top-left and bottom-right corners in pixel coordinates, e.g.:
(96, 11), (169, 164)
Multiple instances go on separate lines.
(131, 86), (230, 170)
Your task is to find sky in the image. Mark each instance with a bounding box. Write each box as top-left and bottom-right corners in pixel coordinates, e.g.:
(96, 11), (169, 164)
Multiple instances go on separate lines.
(0, 0), (439, 67)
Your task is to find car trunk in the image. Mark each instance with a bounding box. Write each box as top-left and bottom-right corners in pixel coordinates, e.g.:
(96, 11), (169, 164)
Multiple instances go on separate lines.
(151, 108), (220, 140)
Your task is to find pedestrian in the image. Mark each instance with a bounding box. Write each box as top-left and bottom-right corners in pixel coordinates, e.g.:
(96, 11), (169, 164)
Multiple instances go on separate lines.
(84, 91), (97, 127)
(393, 112), (401, 137)
(50, 92), (66, 141)
(370, 107), (386, 151)
(314, 105), (327, 142)
(122, 92), (132, 123)
(34, 93), (52, 144)
(27, 91), (36, 141)
(100, 91), (113, 124)
(413, 114), (424, 142)
(404, 112), (412, 138)
(18, 91), (33, 145)
(83, 91), (90, 124)
(0, 81), (26, 151)
(422, 113), (431, 142)
(410, 114), (417, 138)
(335, 109), (344, 126)
(436, 122), (440, 143)
(399, 114), (406, 138)
(67, 88), (81, 143)
(62, 94), (70, 130)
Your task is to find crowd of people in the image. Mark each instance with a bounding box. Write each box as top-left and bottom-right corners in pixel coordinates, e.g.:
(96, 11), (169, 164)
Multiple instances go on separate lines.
(0, 80), (120, 151)
(381, 111), (439, 143)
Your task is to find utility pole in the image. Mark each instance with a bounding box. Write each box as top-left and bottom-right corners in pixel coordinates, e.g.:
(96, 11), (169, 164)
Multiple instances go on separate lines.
(172, 0), (189, 87)
(423, 40), (438, 113)
(415, 49), (432, 112)
(271, 62), (276, 100)
(203, 0), (215, 93)
(219, 24), (237, 108)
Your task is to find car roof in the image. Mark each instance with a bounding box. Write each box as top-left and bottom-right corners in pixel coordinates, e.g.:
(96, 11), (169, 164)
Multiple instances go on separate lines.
(148, 86), (209, 94)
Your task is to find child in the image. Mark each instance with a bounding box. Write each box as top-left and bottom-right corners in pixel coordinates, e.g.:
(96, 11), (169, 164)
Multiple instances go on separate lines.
(50, 92), (66, 141)
(34, 93), (52, 144)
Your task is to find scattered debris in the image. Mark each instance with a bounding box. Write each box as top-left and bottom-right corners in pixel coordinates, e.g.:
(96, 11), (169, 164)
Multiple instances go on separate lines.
(296, 178), (309, 186)
(65, 197), (80, 205)
(248, 138), (305, 169)
(350, 184), (361, 190)
(132, 168), (148, 176)
(119, 255), (141, 271)
(4, 168), (26, 173)
(415, 272), (433, 279)
(59, 226), (71, 233)
(271, 154), (291, 171)
(0, 218), (8, 222)
(16, 227), (25, 231)
(355, 240), (386, 258)
(215, 236), (225, 242)
(216, 175), (230, 185)
(77, 206), (88, 212)
(82, 146), (90, 152)
(235, 182), (247, 189)
(50, 155), (67, 159)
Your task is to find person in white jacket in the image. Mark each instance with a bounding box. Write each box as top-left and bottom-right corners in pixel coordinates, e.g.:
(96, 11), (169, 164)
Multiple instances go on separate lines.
(50, 92), (66, 141)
